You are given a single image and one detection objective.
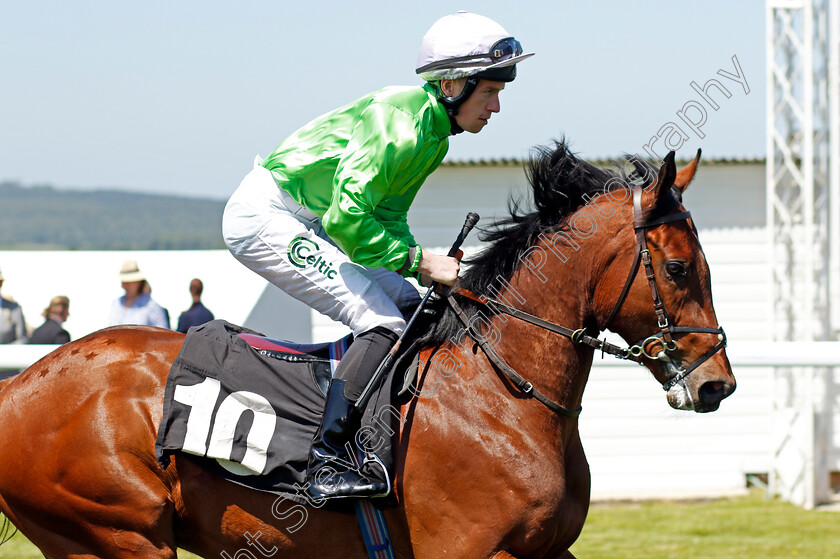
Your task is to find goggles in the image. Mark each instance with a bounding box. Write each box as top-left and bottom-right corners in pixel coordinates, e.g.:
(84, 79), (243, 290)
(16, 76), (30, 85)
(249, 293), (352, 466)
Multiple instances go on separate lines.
(489, 37), (523, 63)
(416, 36), (525, 74)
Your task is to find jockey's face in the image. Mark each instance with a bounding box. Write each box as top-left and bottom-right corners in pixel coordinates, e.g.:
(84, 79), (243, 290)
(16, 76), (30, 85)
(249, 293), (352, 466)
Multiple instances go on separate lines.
(454, 79), (505, 134)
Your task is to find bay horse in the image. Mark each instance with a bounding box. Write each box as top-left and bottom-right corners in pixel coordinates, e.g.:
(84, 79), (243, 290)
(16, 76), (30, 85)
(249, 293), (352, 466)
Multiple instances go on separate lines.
(0, 143), (735, 558)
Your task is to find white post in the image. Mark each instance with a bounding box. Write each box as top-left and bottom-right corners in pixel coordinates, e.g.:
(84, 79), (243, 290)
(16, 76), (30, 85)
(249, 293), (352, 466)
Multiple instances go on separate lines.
(829, 0), (840, 334)
(766, 0), (835, 509)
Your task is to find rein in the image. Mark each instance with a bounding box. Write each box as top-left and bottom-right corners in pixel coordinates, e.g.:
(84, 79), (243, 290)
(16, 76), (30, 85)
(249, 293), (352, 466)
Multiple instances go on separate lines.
(446, 185), (727, 416)
(446, 293), (583, 418)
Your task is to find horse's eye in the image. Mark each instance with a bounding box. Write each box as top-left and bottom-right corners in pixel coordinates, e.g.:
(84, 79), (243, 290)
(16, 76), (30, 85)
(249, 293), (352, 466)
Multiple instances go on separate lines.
(665, 261), (687, 278)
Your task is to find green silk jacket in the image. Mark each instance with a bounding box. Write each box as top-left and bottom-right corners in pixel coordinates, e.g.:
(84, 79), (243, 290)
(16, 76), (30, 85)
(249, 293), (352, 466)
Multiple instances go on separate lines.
(261, 83), (451, 276)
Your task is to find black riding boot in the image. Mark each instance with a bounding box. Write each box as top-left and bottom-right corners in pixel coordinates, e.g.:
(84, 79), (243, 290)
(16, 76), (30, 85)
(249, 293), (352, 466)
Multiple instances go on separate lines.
(305, 327), (398, 500)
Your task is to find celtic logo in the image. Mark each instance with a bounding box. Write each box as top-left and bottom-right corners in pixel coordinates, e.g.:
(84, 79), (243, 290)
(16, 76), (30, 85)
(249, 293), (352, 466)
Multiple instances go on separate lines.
(287, 236), (319, 269)
(287, 236), (338, 279)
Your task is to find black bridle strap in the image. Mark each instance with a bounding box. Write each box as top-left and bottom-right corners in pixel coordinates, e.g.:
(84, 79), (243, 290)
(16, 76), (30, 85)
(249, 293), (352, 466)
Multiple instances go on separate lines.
(633, 325), (727, 346)
(602, 185), (692, 336)
(602, 243), (643, 331)
(635, 325), (727, 391)
(450, 282), (727, 401)
(636, 211), (693, 345)
(638, 230), (673, 345)
(662, 334), (727, 391)
(452, 287), (635, 360)
(446, 293), (583, 417)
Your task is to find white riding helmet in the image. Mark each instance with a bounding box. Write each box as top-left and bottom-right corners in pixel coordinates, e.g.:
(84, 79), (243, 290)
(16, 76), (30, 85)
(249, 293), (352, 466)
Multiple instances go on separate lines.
(416, 11), (534, 83)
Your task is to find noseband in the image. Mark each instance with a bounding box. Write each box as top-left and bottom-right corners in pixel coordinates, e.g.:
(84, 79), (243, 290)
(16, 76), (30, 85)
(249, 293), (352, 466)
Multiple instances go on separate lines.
(447, 185), (727, 416)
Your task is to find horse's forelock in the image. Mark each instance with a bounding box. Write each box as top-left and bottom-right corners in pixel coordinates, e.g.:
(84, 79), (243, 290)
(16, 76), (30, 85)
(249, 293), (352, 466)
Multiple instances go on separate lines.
(621, 153), (688, 213)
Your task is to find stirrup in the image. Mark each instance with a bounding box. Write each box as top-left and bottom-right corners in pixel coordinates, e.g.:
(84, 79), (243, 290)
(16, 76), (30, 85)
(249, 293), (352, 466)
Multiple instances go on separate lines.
(306, 453), (390, 500)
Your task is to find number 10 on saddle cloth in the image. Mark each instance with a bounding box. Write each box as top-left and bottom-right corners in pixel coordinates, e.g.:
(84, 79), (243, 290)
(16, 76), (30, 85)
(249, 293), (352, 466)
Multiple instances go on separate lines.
(154, 319), (402, 504)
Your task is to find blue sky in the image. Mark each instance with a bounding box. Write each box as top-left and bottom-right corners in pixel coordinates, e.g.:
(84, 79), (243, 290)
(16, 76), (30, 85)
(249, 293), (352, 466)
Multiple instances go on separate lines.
(0, 1), (765, 199)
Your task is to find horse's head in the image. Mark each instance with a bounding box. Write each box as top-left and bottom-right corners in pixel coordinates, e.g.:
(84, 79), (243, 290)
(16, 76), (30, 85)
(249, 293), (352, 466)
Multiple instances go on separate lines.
(595, 150), (735, 413)
(432, 141), (734, 415)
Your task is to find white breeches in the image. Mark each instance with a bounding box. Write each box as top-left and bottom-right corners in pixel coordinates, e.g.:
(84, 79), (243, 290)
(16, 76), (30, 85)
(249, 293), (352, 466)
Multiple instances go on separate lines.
(222, 160), (420, 336)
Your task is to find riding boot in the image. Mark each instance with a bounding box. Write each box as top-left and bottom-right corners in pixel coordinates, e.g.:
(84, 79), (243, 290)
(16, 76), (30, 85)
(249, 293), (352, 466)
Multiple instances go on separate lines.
(305, 327), (398, 500)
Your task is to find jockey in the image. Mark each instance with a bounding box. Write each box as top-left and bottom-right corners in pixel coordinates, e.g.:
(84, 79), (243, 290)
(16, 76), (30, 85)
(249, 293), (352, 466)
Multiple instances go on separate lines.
(222, 11), (533, 500)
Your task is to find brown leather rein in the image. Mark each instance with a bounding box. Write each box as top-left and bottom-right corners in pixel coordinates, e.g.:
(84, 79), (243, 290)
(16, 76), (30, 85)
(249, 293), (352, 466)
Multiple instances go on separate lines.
(446, 186), (727, 417)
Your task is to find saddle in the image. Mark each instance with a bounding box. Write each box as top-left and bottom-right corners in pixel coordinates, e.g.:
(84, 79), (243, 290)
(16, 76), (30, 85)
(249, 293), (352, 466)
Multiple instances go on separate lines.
(237, 332), (337, 397)
(154, 319), (418, 505)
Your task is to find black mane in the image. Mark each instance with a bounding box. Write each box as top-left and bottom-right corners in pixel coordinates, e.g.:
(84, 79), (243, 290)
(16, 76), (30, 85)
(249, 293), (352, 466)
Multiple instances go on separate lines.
(404, 140), (655, 353)
(462, 140), (625, 294)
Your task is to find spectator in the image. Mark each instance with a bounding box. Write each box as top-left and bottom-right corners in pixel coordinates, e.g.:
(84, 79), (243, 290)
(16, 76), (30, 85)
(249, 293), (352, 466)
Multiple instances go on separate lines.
(143, 281), (171, 329)
(107, 260), (169, 328)
(28, 296), (71, 344)
(0, 265), (27, 344)
(176, 278), (215, 333)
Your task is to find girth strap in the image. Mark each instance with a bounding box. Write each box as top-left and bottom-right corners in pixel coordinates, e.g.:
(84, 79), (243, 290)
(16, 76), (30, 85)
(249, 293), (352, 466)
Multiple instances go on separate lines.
(446, 293), (582, 417)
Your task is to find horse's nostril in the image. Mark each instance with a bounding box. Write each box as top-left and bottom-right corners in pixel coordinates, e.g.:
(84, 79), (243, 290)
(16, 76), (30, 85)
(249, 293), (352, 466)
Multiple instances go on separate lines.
(699, 381), (727, 403)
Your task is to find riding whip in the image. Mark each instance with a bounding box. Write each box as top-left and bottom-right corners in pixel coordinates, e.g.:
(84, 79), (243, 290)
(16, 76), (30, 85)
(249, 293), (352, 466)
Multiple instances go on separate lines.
(354, 212), (480, 411)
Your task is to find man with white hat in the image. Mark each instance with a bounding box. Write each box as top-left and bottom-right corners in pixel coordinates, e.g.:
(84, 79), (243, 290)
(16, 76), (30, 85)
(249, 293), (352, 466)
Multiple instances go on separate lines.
(222, 11), (533, 500)
(0, 265), (28, 346)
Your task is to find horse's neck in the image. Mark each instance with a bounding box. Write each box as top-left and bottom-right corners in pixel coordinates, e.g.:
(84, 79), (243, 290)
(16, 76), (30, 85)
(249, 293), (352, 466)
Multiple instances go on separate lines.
(486, 203), (627, 420)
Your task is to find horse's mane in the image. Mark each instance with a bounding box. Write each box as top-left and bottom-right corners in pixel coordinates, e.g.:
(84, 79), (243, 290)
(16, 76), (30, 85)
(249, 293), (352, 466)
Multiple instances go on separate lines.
(404, 139), (655, 353)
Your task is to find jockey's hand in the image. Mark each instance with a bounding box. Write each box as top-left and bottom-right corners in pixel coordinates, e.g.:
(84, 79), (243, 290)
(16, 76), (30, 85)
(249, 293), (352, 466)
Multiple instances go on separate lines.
(417, 251), (460, 287)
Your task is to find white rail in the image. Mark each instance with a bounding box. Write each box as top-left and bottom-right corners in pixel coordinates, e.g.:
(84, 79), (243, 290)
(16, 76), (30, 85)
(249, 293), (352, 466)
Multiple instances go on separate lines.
(587, 341), (840, 369)
(724, 341), (840, 367)
(0, 345), (60, 370)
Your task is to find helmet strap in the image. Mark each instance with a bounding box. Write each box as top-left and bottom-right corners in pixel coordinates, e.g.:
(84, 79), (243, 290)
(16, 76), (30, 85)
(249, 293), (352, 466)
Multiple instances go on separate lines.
(435, 77), (479, 135)
(447, 113), (464, 135)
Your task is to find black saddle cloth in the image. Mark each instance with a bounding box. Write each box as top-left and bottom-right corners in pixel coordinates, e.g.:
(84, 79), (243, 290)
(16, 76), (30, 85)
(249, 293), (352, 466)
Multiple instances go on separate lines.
(154, 319), (404, 505)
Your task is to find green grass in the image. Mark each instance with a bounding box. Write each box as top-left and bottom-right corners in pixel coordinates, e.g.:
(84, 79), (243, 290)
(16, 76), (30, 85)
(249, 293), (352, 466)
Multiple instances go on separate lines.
(0, 530), (202, 558)
(1, 491), (837, 558)
(570, 490), (840, 558)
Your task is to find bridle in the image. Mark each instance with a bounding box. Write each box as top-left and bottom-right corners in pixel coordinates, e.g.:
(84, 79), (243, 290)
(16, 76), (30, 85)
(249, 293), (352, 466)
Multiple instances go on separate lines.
(446, 185), (727, 417)
(603, 185), (727, 389)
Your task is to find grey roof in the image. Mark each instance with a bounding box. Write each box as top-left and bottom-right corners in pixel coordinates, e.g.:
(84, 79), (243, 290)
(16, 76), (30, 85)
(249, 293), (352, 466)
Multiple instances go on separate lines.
(440, 156), (766, 168)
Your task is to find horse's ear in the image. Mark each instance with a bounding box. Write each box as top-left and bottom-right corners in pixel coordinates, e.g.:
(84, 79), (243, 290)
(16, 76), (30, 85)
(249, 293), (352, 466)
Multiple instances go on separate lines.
(674, 148), (702, 194)
(651, 151), (677, 206)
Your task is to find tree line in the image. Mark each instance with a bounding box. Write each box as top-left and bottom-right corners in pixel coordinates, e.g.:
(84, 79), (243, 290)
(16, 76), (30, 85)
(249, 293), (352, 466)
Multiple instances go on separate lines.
(0, 182), (227, 250)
